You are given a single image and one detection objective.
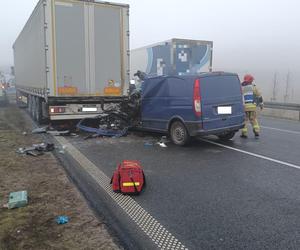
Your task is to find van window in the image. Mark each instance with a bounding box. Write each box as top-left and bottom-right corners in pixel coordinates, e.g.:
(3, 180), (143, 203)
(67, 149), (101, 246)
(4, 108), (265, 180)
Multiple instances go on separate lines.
(200, 75), (241, 99)
(168, 77), (192, 97)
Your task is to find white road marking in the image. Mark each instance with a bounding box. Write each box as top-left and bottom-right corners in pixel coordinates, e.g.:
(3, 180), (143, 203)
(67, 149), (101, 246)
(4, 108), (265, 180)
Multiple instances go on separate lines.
(200, 138), (300, 171)
(261, 126), (300, 135)
(55, 136), (188, 250)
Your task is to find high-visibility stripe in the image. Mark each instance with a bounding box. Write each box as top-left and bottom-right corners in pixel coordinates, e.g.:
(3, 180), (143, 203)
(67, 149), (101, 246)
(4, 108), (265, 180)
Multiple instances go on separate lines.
(123, 182), (140, 187)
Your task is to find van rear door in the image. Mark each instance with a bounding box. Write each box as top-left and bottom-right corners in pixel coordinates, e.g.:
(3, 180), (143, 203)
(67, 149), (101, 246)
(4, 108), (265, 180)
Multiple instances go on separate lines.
(200, 74), (244, 131)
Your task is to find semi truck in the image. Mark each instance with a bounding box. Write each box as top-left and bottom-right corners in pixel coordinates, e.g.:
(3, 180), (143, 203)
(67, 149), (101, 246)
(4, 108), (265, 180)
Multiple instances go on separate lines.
(13, 0), (130, 123)
(131, 38), (213, 79)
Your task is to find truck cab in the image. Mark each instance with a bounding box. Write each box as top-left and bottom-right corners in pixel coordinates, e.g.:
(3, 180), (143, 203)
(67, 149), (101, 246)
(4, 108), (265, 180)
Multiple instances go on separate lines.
(140, 72), (245, 145)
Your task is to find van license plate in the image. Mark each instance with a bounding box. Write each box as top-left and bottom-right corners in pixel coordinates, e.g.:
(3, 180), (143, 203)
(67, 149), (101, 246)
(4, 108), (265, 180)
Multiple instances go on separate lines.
(218, 106), (232, 114)
(82, 107), (97, 112)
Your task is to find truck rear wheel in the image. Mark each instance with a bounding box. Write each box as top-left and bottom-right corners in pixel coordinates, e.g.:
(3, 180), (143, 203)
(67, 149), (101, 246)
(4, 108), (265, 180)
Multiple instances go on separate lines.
(170, 121), (190, 146)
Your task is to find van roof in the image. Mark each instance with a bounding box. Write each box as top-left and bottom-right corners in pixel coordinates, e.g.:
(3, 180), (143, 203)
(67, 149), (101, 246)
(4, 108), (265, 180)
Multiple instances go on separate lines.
(145, 72), (238, 81)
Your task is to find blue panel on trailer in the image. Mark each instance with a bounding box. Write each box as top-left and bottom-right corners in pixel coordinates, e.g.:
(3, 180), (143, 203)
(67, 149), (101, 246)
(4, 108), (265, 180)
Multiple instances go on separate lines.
(131, 39), (213, 78)
(148, 43), (171, 76)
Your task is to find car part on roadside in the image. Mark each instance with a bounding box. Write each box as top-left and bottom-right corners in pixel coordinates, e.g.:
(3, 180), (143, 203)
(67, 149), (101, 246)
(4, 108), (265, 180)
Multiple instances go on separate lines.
(8, 191), (28, 209)
(157, 142), (168, 148)
(32, 125), (71, 136)
(58, 145), (67, 154)
(77, 111), (130, 138)
(26, 150), (44, 157)
(32, 126), (48, 134)
(111, 160), (145, 195)
(47, 130), (70, 136)
(16, 142), (55, 156)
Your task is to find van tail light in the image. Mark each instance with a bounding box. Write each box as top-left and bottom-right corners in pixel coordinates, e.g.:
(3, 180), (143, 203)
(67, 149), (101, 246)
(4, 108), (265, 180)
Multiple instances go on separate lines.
(50, 106), (66, 114)
(193, 79), (202, 117)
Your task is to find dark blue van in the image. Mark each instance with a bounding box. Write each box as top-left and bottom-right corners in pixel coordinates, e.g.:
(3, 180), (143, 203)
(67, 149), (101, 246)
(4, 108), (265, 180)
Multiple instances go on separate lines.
(140, 72), (245, 145)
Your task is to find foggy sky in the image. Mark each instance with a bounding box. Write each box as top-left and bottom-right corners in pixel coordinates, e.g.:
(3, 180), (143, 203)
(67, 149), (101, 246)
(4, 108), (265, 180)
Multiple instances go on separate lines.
(0, 0), (299, 101)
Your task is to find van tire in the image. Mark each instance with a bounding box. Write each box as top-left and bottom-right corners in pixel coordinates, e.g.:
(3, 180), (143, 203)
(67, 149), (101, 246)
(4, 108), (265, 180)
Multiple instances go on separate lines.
(218, 131), (236, 141)
(170, 121), (190, 146)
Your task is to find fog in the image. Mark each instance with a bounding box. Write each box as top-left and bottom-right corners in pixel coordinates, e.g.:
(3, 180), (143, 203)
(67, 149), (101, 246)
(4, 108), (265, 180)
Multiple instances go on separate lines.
(0, 0), (299, 102)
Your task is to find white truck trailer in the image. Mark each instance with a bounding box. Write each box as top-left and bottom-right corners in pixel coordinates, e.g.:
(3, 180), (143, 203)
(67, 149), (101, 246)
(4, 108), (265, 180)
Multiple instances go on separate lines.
(131, 38), (213, 78)
(14, 0), (130, 122)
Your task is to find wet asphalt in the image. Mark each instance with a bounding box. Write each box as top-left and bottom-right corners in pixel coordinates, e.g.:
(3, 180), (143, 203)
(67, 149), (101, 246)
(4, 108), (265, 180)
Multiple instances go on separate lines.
(57, 116), (300, 250)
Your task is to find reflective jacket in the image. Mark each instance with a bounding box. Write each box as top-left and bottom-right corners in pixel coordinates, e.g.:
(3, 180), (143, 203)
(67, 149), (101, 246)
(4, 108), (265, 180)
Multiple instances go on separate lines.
(242, 82), (262, 112)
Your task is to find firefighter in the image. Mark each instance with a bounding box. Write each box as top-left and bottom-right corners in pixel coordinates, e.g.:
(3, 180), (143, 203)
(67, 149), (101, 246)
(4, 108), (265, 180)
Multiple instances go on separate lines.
(241, 74), (264, 138)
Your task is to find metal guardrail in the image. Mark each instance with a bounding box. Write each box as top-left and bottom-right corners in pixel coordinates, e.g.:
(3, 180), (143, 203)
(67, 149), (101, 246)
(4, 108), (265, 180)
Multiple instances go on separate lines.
(264, 101), (300, 120)
(264, 102), (300, 111)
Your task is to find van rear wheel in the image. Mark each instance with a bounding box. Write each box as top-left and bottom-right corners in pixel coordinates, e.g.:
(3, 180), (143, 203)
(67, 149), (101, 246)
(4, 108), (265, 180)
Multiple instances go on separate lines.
(218, 131), (236, 141)
(170, 121), (190, 146)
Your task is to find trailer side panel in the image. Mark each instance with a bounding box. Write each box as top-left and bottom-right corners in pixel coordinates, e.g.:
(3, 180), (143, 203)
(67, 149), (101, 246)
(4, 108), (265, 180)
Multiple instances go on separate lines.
(13, 1), (47, 94)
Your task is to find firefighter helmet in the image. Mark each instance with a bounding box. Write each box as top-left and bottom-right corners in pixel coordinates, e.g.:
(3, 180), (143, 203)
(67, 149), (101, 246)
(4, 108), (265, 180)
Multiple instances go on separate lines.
(244, 74), (254, 83)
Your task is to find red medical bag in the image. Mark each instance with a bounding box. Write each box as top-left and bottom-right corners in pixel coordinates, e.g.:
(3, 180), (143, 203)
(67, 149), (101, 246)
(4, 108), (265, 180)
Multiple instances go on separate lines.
(111, 160), (145, 194)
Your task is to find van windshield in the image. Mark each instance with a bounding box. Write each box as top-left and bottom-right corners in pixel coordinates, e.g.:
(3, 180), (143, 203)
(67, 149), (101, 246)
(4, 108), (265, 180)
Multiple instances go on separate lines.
(200, 75), (241, 99)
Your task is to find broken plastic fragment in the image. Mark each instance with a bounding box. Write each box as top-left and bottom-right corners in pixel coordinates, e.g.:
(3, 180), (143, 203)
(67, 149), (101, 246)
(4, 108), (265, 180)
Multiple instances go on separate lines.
(32, 126), (48, 134)
(56, 216), (69, 225)
(47, 130), (70, 136)
(157, 142), (167, 148)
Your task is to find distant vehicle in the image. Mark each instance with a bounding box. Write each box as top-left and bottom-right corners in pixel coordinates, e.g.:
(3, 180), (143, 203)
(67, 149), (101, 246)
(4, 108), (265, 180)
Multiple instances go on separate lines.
(139, 72), (245, 145)
(0, 87), (8, 106)
(13, 0), (130, 123)
(131, 38), (213, 79)
(5, 86), (16, 96)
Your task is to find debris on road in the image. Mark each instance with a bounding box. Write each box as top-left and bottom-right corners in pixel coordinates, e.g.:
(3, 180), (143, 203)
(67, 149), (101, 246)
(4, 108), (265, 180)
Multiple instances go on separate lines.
(76, 88), (142, 139)
(157, 142), (167, 148)
(157, 136), (169, 147)
(32, 126), (48, 134)
(58, 145), (67, 154)
(26, 150), (44, 157)
(47, 130), (70, 136)
(8, 191), (28, 209)
(56, 216), (69, 225)
(32, 125), (71, 136)
(16, 147), (35, 154)
(16, 142), (55, 157)
(77, 111), (130, 138)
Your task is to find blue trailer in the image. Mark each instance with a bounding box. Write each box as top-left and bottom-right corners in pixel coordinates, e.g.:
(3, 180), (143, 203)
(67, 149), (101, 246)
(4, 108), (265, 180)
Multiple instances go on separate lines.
(131, 38), (213, 78)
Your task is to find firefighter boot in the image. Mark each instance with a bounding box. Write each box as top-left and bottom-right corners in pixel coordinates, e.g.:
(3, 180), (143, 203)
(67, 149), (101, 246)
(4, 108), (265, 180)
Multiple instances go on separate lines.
(240, 126), (248, 138)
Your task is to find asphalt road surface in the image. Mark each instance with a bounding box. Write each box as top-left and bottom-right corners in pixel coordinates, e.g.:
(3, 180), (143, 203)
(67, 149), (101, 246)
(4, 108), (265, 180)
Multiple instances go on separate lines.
(53, 116), (300, 250)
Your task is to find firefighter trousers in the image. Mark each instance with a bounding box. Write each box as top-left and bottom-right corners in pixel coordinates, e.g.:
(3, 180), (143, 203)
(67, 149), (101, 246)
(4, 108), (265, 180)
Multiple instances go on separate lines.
(241, 111), (260, 136)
